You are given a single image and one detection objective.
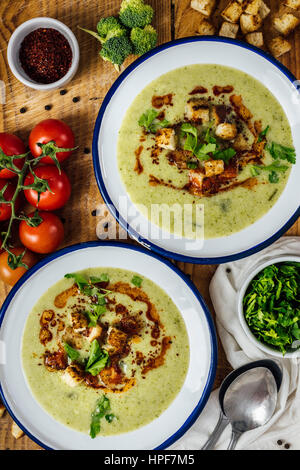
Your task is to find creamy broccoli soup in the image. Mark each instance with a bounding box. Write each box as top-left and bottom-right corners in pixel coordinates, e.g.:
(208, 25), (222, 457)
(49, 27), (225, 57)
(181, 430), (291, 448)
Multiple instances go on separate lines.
(22, 268), (189, 437)
(117, 64), (295, 238)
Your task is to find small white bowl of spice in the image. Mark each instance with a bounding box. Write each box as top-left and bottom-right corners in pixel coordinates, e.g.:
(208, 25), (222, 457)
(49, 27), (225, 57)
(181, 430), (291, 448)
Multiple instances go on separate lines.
(238, 256), (300, 358)
(7, 17), (80, 91)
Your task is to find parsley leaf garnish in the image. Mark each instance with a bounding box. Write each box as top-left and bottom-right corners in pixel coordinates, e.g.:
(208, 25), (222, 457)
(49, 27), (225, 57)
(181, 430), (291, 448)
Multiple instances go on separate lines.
(138, 109), (169, 133)
(266, 142), (296, 164)
(213, 147), (236, 165)
(131, 275), (143, 287)
(257, 125), (270, 143)
(90, 395), (111, 438)
(85, 339), (109, 376)
(64, 343), (80, 362)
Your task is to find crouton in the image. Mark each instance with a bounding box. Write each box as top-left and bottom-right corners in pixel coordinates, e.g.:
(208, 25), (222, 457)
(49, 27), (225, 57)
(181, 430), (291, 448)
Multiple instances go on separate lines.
(197, 18), (216, 35)
(71, 312), (88, 333)
(61, 363), (84, 387)
(107, 327), (127, 355)
(212, 105), (229, 125)
(156, 128), (177, 151)
(243, 0), (261, 15)
(233, 134), (250, 151)
(87, 324), (102, 343)
(189, 169), (205, 192)
(185, 99), (210, 123)
(11, 422), (24, 439)
(273, 13), (300, 36)
(269, 36), (292, 57)
(215, 123), (237, 140)
(221, 1), (243, 23)
(259, 1), (270, 19)
(219, 21), (239, 38)
(204, 159), (225, 177)
(230, 94), (253, 122)
(240, 13), (262, 33)
(191, 0), (216, 17)
(284, 0), (300, 10)
(246, 31), (264, 47)
(0, 402), (5, 418)
(167, 149), (194, 169)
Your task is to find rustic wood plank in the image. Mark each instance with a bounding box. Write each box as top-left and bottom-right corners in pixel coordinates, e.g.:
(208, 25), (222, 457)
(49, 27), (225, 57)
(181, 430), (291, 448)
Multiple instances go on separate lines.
(0, 0), (171, 450)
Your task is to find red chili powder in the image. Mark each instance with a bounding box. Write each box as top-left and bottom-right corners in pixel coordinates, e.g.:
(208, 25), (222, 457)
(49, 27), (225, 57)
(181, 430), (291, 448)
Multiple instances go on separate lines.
(19, 28), (73, 84)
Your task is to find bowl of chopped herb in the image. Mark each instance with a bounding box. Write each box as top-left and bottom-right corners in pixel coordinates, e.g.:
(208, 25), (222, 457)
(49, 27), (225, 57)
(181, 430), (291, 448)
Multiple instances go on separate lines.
(238, 256), (300, 357)
(7, 17), (79, 90)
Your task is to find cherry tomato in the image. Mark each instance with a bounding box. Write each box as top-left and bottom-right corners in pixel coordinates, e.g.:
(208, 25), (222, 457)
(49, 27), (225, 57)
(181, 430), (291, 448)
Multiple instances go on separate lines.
(19, 211), (64, 254)
(29, 119), (75, 165)
(24, 165), (71, 211)
(0, 179), (21, 221)
(0, 247), (37, 286)
(0, 133), (26, 179)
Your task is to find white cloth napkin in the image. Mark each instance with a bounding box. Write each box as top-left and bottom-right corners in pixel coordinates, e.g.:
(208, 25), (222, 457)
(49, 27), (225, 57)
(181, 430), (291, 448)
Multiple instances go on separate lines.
(171, 236), (300, 450)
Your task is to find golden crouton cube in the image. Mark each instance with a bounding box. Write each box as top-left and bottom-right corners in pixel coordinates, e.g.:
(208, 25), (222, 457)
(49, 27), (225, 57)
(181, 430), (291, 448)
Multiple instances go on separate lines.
(191, 0), (216, 17)
(215, 123), (237, 140)
(156, 128), (177, 150)
(87, 324), (102, 343)
(240, 13), (262, 34)
(11, 422), (24, 439)
(0, 402), (6, 418)
(269, 36), (292, 57)
(243, 0), (261, 15)
(246, 31), (264, 47)
(204, 159), (224, 177)
(71, 312), (88, 333)
(219, 21), (239, 38)
(197, 18), (216, 35)
(62, 364), (84, 387)
(185, 99), (210, 123)
(189, 169), (205, 190)
(233, 134), (250, 151)
(284, 0), (300, 10)
(259, 1), (270, 19)
(107, 327), (127, 354)
(273, 13), (300, 36)
(221, 1), (243, 23)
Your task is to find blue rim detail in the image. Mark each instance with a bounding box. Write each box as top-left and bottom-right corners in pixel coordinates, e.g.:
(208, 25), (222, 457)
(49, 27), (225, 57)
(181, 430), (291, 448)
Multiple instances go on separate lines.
(0, 241), (217, 450)
(92, 36), (300, 265)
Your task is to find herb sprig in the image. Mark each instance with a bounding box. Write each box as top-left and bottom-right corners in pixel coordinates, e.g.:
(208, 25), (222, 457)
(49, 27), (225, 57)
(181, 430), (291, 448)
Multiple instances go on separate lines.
(138, 109), (169, 133)
(90, 395), (115, 438)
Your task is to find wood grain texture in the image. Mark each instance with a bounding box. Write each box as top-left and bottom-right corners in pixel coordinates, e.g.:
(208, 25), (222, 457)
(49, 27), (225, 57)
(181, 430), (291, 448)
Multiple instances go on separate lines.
(0, 0), (299, 450)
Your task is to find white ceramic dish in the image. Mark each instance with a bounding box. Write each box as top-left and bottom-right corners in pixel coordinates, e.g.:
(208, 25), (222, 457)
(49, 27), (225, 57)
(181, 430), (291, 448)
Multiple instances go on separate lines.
(0, 242), (217, 450)
(238, 255), (300, 358)
(7, 17), (79, 91)
(93, 37), (300, 264)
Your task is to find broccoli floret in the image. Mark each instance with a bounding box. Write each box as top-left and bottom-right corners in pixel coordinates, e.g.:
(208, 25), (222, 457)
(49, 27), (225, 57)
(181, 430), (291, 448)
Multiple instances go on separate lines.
(100, 35), (133, 70)
(119, 0), (154, 28)
(131, 25), (157, 56)
(97, 17), (122, 39)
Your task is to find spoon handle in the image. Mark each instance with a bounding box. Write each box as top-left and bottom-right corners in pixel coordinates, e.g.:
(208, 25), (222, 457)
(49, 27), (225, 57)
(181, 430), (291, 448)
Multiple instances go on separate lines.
(227, 430), (242, 450)
(201, 412), (229, 450)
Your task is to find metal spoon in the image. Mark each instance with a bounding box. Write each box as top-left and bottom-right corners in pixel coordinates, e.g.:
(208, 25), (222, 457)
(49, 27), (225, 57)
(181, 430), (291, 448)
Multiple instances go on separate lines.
(202, 359), (282, 450)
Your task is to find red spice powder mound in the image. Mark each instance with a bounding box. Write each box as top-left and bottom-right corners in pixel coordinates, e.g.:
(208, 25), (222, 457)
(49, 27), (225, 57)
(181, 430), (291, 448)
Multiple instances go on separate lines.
(19, 28), (73, 84)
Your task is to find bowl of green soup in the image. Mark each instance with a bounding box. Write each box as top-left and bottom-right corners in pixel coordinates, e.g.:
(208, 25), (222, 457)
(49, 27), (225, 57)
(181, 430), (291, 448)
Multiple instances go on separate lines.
(93, 37), (300, 264)
(0, 241), (217, 449)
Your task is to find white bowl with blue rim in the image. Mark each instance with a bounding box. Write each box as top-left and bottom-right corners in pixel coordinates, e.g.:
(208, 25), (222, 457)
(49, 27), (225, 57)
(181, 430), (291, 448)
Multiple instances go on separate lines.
(92, 37), (300, 264)
(0, 241), (217, 450)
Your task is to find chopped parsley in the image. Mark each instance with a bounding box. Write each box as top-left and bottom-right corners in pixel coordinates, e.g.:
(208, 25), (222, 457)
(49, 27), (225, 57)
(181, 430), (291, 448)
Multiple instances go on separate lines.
(257, 125), (270, 143)
(212, 147), (236, 165)
(266, 142), (296, 164)
(243, 262), (300, 355)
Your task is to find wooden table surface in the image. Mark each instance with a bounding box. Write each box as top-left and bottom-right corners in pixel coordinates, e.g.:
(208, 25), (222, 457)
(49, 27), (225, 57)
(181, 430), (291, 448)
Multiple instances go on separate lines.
(0, 0), (299, 450)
